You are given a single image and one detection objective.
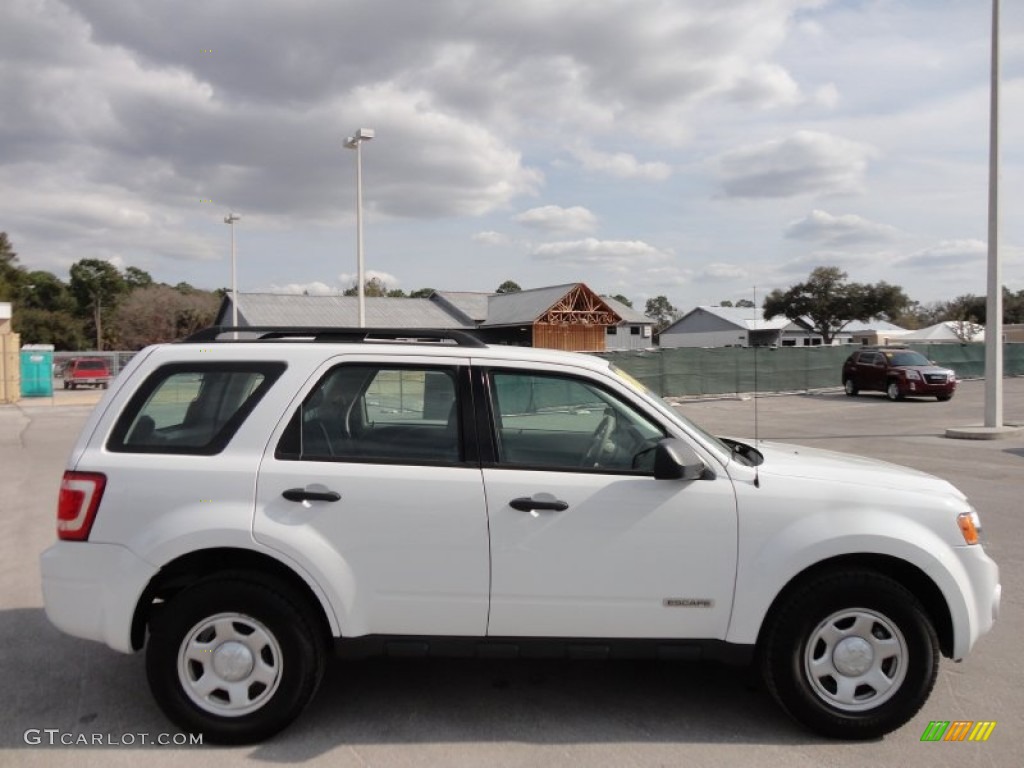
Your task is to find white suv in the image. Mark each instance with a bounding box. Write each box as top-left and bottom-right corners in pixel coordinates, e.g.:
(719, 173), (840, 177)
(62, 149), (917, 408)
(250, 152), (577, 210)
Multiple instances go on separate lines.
(41, 327), (1000, 744)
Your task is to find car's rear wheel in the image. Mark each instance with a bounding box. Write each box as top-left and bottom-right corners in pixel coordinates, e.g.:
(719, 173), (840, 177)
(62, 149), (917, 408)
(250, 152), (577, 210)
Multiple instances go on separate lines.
(843, 379), (858, 397)
(146, 575), (326, 744)
(761, 570), (939, 740)
(886, 381), (902, 401)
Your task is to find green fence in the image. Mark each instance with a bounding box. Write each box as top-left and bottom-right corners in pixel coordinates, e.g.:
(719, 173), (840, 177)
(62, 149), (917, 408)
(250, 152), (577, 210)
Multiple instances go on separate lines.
(599, 343), (1024, 398)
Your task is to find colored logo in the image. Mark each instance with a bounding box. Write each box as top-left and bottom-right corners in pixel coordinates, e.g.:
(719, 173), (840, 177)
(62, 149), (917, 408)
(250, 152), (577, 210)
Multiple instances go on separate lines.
(920, 721), (996, 742)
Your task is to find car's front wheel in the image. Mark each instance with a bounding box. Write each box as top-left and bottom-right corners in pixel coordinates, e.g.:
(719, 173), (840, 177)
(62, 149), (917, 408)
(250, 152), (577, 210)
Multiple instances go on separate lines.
(761, 570), (939, 740)
(843, 379), (858, 397)
(936, 394), (952, 402)
(886, 380), (902, 401)
(146, 574), (326, 744)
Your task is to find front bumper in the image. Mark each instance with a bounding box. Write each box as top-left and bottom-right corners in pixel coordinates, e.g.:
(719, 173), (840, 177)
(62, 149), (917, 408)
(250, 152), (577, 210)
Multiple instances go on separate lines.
(951, 544), (1000, 659)
(40, 541), (157, 653)
(902, 378), (957, 397)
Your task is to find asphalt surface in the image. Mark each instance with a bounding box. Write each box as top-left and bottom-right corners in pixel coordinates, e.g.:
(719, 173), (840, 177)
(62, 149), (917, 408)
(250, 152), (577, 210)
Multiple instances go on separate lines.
(1, 379), (1022, 767)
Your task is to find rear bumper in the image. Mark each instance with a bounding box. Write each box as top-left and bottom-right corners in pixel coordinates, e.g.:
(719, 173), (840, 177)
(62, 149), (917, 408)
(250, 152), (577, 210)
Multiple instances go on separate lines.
(40, 542), (157, 653)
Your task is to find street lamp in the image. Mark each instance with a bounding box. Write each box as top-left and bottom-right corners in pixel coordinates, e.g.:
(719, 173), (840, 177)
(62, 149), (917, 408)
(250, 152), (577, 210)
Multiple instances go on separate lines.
(224, 213), (241, 329)
(344, 128), (374, 327)
(984, 0), (1002, 428)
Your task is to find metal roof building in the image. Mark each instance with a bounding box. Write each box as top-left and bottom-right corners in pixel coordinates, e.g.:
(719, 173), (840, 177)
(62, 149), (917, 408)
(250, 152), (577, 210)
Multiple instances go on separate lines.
(216, 293), (473, 330)
(216, 283), (655, 352)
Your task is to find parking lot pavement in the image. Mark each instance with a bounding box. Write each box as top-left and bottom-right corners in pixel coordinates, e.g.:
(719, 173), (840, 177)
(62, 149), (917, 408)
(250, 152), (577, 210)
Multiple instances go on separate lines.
(1, 378), (1021, 767)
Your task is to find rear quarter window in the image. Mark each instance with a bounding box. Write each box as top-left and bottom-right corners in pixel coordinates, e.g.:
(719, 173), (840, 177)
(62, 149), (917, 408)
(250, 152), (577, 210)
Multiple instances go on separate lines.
(107, 362), (285, 455)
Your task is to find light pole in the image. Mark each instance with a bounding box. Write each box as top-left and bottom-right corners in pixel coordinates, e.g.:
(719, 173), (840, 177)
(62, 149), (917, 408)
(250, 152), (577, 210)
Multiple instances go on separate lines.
(344, 128), (374, 327)
(984, 0), (1002, 428)
(224, 213), (240, 329)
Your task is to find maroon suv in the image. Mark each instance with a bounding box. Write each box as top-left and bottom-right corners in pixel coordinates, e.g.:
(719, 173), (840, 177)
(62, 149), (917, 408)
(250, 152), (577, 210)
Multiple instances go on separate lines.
(842, 348), (957, 401)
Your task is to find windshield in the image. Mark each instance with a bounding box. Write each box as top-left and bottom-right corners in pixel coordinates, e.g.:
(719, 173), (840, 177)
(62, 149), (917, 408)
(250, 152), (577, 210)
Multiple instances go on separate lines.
(609, 364), (732, 456)
(885, 351), (930, 366)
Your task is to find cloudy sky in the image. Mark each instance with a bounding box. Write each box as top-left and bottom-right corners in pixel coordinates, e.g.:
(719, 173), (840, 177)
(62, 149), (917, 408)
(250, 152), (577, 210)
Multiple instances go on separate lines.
(2, 0), (1022, 311)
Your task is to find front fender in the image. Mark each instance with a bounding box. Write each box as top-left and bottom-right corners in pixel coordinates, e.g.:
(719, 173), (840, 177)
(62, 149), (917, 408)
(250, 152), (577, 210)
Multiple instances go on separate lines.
(726, 510), (975, 655)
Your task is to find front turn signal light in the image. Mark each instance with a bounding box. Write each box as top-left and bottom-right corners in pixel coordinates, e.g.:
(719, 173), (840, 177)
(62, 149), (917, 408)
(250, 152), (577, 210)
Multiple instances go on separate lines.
(957, 511), (981, 545)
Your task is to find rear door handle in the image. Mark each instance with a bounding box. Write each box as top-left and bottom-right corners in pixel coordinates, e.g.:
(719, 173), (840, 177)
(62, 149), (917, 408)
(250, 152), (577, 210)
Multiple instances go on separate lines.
(282, 488), (341, 503)
(509, 497), (568, 512)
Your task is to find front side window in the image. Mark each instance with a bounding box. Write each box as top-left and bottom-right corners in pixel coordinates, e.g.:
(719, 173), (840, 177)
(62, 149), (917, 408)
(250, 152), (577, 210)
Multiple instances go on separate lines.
(487, 371), (665, 472)
(109, 363), (284, 454)
(277, 364), (462, 464)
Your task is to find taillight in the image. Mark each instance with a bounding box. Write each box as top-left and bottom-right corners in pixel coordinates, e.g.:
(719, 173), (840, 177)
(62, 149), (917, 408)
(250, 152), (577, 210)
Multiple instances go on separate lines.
(57, 471), (106, 541)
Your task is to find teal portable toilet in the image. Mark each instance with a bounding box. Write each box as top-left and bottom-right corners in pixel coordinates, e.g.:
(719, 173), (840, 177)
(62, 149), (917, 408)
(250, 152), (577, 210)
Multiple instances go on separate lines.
(20, 344), (55, 397)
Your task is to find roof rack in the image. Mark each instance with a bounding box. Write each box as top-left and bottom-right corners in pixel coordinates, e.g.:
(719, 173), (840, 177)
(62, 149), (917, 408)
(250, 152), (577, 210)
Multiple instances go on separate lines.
(182, 326), (487, 348)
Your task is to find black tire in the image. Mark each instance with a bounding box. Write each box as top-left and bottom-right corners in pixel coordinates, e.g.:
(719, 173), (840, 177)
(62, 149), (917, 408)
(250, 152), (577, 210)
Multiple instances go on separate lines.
(146, 574), (327, 745)
(936, 394), (952, 402)
(843, 379), (858, 397)
(760, 570), (939, 740)
(886, 380), (902, 402)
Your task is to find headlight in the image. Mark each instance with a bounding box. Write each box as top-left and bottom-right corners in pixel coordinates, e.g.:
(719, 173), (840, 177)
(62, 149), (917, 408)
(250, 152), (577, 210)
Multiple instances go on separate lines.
(957, 510), (982, 545)
(905, 370), (921, 381)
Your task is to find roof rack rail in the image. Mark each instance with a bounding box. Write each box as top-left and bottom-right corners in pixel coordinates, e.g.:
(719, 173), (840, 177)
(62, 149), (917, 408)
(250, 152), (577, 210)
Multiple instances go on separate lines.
(182, 326), (487, 348)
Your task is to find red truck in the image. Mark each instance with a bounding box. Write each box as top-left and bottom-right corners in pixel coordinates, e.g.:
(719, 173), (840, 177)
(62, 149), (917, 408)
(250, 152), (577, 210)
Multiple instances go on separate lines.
(60, 357), (112, 389)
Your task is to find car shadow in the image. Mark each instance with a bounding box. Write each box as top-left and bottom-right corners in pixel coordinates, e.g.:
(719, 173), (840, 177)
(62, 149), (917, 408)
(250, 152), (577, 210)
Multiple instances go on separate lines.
(1, 607), (837, 755)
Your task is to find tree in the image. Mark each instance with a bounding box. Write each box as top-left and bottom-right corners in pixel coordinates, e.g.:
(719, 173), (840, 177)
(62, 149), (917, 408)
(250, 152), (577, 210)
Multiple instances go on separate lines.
(12, 308), (86, 350)
(19, 270), (74, 313)
(735, 298), (755, 308)
(111, 285), (219, 348)
(644, 295), (677, 332)
(942, 294), (985, 341)
(125, 266), (154, 291)
(607, 294), (633, 308)
(496, 280), (522, 294)
(69, 259), (127, 350)
(0, 232), (24, 301)
(719, 300), (733, 307)
(409, 288), (435, 299)
(762, 267), (911, 345)
(343, 277), (396, 297)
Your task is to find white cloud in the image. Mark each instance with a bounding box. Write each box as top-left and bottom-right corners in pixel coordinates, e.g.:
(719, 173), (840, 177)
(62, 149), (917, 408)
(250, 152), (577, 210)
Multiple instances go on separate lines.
(715, 130), (876, 198)
(270, 281), (336, 295)
(472, 231), (513, 246)
(568, 145), (673, 181)
(784, 210), (901, 245)
(531, 238), (669, 273)
(813, 83), (840, 108)
(337, 270), (402, 289)
(698, 263), (749, 281)
(898, 239), (987, 270)
(514, 205), (598, 234)
(728, 63), (802, 109)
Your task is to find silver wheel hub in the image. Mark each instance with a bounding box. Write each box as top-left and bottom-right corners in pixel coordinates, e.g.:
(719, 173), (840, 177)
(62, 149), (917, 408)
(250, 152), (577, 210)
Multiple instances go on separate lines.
(212, 640), (255, 682)
(804, 608), (908, 712)
(833, 636), (874, 676)
(177, 612), (283, 718)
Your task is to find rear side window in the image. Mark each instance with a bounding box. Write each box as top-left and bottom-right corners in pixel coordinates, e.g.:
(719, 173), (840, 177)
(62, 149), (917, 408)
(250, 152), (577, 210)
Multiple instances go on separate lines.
(108, 362), (285, 455)
(276, 364), (463, 464)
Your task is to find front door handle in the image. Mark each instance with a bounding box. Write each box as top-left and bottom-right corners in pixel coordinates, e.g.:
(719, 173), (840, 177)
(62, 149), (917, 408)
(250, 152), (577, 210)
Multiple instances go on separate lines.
(282, 488), (341, 503)
(509, 497), (569, 512)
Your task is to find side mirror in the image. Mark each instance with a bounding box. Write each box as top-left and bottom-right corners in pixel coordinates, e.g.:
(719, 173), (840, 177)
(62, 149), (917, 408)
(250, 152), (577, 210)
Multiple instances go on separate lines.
(654, 438), (709, 481)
